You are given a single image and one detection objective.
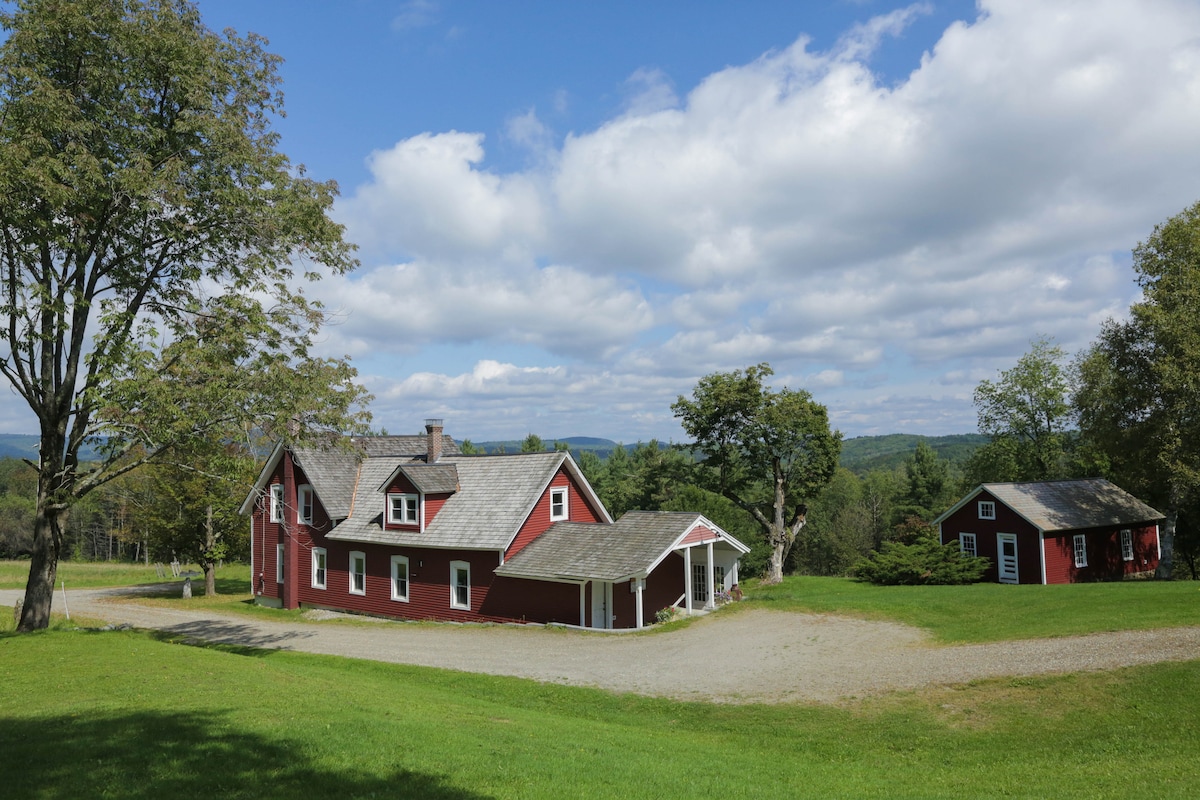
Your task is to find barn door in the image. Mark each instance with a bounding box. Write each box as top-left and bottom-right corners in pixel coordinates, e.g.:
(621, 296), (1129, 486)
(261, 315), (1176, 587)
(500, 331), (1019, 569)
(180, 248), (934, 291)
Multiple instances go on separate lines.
(590, 581), (612, 628)
(997, 533), (1019, 584)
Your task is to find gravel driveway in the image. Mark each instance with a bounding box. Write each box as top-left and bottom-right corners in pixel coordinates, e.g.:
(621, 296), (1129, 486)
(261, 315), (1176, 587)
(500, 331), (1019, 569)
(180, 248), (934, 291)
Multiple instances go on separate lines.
(5, 585), (1199, 704)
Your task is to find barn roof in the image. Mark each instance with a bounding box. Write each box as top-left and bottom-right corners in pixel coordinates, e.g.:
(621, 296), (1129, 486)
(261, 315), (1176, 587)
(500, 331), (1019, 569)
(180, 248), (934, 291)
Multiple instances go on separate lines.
(495, 511), (749, 583)
(936, 478), (1164, 533)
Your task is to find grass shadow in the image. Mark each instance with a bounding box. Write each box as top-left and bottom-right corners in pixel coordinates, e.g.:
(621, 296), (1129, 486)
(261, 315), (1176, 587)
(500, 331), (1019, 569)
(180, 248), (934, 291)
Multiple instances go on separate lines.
(0, 709), (492, 799)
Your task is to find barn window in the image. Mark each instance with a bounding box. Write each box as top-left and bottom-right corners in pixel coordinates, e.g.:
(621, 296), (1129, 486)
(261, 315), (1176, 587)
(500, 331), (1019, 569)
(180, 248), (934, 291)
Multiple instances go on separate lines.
(1073, 535), (1088, 568)
(297, 485), (314, 525)
(1120, 529), (1134, 561)
(388, 493), (419, 525)
(450, 561), (471, 609)
(276, 544), (285, 584)
(312, 548), (327, 590)
(550, 487), (568, 521)
(391, 555), (409, 602)
(978, 501), (996, 520)
(959, 533), (977, 558)
(349, 551), (366, 595)
(269, 484), (284, 522)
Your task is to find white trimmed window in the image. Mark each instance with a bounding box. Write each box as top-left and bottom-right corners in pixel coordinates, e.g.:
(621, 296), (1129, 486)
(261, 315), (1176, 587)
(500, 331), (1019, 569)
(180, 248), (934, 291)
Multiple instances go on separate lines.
(276, 543), (285, 583)
(312, 548), (327, 589)
(550, 487), (568, 521)
(959, 533), (977, 558)
(297, 484), (314, 525)
(450, 560), (470, 610)
(1121, 529), (1134, 561)
(390, 555), (409, 602)
(269, 484), (284, 522)
(1073, 534), (1088, 568)
(978, 501), (996, 520)
(388, 493), (419, 525)
(349, 551), (366, 595)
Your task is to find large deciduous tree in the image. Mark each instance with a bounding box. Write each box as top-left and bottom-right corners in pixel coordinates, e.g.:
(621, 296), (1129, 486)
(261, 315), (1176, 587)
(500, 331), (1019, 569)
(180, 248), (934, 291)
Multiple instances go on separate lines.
(1075, 200), (1200, 579)
(673, 363), (841, 584)
(965, 337), (1073, 484)
(0, 0), (369, 631)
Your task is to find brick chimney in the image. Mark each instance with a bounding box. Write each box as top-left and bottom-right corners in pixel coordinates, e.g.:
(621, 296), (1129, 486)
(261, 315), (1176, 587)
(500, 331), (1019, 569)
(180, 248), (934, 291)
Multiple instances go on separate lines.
(425, 418), (444, 463)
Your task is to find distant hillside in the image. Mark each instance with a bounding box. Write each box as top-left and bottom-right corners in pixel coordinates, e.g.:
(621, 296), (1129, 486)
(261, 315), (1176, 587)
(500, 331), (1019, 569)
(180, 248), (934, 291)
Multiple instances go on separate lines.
(0, 434), (104, 463)
(465, 437), (668, 459)
(839, 433), (988, 474)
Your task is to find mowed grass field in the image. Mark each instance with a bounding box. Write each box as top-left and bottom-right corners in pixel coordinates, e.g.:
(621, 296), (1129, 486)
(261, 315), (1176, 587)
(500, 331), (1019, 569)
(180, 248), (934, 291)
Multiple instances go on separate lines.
(1, 564), (1198, 798)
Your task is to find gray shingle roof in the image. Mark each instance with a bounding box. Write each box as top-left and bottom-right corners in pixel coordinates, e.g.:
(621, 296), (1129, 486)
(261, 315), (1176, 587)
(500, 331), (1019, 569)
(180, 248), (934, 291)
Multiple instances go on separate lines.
(327, 452), (572, 550)
(379, 464), (460, 495)
(980, 479), (1163, 532)
(496, 511), (748, 582)
(291, 435), (459, 520)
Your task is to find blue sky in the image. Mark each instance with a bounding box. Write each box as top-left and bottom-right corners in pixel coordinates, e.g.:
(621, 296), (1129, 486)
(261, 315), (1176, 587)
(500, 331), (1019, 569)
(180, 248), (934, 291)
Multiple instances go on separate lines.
(11, 0), (1200, 444)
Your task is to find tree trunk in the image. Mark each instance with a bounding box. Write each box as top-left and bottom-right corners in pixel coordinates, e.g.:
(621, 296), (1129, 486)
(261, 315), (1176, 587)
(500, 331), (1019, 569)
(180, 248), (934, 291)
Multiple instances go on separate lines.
(204, 504), (217, 596)
(763, 540), (786, 585)
(18, 499), (68, 632)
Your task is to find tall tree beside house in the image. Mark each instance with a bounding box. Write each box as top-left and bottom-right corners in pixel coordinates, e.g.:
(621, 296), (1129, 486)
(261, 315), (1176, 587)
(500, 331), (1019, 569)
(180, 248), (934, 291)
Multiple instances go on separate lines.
(673, 363), (841, 584)
(892, 441), (953, 524)
(964, 337), (1075, 485)
(132, 440), (257, 596)
(0, 0), (370, 631)
(1074, 201), (1200, 579)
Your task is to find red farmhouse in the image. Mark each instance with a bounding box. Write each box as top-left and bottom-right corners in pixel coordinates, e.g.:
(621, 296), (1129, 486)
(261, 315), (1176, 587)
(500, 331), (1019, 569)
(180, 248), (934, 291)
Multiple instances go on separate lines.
(240, 420), (750, 629)
(934, 479), (1162, 584)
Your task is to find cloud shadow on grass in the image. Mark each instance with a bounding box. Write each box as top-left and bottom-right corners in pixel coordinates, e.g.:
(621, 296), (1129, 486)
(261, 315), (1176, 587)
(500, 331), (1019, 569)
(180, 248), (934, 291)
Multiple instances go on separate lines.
(0, 709), (493, 799)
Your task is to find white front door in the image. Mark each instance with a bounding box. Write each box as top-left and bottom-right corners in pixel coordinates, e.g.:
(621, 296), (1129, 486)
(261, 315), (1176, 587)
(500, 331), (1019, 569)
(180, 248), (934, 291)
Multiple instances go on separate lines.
(590, 581), (612, 628)
(997, 533), (1019, 584)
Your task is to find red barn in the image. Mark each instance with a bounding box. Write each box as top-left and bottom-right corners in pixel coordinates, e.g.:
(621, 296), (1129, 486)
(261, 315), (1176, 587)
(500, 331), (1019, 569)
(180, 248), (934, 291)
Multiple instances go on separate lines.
(239, 420), (749, 628)
(934, 479), (1162, 584)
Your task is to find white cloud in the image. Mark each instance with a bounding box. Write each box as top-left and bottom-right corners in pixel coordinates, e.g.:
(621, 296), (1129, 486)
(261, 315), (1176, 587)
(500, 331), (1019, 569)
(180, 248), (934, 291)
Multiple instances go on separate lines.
(331, 0), (1200, 439)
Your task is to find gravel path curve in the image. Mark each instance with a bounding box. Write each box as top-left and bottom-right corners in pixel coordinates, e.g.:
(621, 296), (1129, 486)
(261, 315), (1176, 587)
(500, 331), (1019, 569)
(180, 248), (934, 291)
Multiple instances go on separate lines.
(5, 586), (1199, 704)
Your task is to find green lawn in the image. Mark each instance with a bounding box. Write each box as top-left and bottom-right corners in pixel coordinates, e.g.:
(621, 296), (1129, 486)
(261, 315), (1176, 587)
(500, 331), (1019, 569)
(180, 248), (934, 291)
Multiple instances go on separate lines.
(0, 623), (1195, 799)
(0, 559), (250, 591)
(743, 576), (1200, 642)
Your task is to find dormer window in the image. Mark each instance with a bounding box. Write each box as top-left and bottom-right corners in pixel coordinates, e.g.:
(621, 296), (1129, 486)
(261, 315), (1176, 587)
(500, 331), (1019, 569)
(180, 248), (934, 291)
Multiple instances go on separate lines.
(388, 493), (419, 525)
(550, 487), (568, 521)
(978, 501), (995, 520)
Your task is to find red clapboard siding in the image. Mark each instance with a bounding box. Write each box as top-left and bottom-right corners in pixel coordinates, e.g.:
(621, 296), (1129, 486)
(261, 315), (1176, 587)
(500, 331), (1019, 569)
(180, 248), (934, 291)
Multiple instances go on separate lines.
(505, 467), (605, 558)
(381, 474), (418, 532)
(679, 523), (715, 546)
(482, 577), (582, 625)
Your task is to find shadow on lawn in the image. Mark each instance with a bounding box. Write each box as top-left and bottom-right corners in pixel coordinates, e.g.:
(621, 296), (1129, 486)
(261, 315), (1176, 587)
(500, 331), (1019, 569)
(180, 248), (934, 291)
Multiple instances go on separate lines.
(0, 710), (490, 799)
(148, 619), (316, 652)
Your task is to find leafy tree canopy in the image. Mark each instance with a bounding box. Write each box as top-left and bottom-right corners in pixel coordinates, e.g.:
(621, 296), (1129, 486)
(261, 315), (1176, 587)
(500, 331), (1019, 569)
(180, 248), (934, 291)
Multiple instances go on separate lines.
(673, 363), (840, 584)
(1, 0), (370, 630)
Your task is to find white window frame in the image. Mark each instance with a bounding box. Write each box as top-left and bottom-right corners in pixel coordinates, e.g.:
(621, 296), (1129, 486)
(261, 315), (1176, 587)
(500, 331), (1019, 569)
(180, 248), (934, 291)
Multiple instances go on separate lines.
(312, 547), (327, 590)
(450, 560), (471, 610)
(297, 484), (314, 525)
(349, 551), (366, 595)
(388, 493), (420, 526)
(959, 533), (977, 558)
(276, 543), (285, 584)
(978, 501), (996, 520)
(269, 484), (284, 523)
(390, 555), (410, 602)
(550, 487), (568, 521)
(1120, 529), (1134, 561)
(1073, 534), (1088, 568)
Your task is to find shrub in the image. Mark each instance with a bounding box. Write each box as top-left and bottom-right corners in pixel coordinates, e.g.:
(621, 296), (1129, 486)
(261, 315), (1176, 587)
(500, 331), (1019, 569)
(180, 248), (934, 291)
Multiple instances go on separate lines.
(854, 534), (989, 586)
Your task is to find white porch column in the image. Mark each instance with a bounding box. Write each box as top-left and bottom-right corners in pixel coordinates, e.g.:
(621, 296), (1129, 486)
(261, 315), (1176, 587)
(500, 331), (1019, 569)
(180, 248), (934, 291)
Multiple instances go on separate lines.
(706, 541), (715, 610)
(579, 583), (586, 627)
(683, 546), (693, 615)
(634, 578), (644, 629)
